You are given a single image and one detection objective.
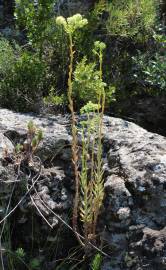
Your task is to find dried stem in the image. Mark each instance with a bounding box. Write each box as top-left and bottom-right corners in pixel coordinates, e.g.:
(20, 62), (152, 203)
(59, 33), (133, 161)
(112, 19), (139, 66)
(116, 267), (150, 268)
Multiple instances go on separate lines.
(68, 34), (84, 246)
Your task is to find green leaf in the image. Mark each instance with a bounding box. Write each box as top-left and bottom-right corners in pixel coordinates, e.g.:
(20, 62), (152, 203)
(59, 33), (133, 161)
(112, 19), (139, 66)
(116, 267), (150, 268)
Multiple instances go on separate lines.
(15, 247), (25, 258)
(91, 253), (102, 270)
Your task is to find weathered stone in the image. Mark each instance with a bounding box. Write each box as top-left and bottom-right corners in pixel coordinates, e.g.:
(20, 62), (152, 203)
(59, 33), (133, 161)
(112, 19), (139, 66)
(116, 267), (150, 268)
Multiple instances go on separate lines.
(102, 116), (166, 269)
(0, 109), (166, 269)
(0, 132), (14, 159)
(0, 109), (72, 162)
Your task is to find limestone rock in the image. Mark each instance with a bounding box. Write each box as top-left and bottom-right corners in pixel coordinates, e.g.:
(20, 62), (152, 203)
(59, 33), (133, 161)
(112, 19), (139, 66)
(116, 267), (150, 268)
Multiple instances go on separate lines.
(0, 109), (165, 269)
(102, 116), (166, 269)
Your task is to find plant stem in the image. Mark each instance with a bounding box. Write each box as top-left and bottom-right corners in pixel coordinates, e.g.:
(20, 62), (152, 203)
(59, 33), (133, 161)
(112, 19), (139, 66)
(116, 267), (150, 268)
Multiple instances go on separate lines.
(68, 34), (84, 246)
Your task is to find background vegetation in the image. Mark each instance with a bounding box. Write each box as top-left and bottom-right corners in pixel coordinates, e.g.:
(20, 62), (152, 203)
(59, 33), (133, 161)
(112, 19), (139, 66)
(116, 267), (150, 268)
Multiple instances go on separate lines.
(0, 0), (165, 116)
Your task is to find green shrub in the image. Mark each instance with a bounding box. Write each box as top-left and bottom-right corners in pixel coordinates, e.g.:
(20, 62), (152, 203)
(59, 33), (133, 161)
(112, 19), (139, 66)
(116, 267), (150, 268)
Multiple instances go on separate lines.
(132, 51), (166, 94)
(106, 0), (158, 39)
(0, 38), (16, 76)
(15, 0), (55, 54)
(15, 0), (70, 105)
(73, 57), (106, 104)
(44, 87), (67, 106)
(73, 57), (115, 108)
(0, 49), (47, 112)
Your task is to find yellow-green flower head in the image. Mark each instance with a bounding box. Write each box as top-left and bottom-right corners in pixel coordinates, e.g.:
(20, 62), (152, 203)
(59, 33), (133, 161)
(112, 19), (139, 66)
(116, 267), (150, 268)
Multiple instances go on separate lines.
(94, 41), (106, 51)
(56, 16), (67, 28)
(56, 14), (88, 34)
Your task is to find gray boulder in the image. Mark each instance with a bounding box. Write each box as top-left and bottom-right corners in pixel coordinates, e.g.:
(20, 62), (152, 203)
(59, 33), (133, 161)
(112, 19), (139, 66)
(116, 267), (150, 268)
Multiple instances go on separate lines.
(102, 116), (166, 269)
(0, 109), (165, 269)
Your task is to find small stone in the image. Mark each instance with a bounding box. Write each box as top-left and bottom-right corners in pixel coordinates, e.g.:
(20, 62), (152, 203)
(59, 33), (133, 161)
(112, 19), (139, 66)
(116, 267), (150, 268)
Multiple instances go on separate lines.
(117, 207), (131, 220)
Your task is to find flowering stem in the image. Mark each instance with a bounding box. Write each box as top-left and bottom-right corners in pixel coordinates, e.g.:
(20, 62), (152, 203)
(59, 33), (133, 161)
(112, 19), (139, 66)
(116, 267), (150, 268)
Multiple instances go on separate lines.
(68, 34), (84, 247)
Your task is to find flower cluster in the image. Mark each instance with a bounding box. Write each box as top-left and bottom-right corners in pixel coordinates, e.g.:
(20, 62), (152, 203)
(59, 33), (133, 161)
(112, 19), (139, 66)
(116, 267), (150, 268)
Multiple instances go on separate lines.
(93, 41), (106, 56)
(56, 14), (88, 34)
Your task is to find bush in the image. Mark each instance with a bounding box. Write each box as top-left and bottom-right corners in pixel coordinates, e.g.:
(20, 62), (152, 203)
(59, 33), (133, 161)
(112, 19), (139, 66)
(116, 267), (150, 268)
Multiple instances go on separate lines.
(106, 0), (158, 40)
(15, 0), (70, 95)
(0, 41), (47, 112)
(15, 0), (55, 53)
(73, 57), (115, 108)
(73, 57), (106, 104)
(0, 38), (16, 76)
(132, 51), (166, 95)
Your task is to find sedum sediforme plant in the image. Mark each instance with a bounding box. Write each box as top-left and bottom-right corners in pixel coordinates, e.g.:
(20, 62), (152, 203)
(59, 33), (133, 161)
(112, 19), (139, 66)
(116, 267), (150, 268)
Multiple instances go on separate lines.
(56, 14), (88, 245)
(93, 41), (106, 138)
(79, 42), (106, 246)
(14, 120), (43, 167)
(79, 102), (102, 245)
(56, 14), (106, 250)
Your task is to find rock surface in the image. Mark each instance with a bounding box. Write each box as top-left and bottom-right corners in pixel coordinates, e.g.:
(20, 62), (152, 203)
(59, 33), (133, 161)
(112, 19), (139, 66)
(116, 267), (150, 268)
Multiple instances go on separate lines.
(116, 95), (166, 136)
(102, 116), (166, 270)
(0, 109), (165, 270)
